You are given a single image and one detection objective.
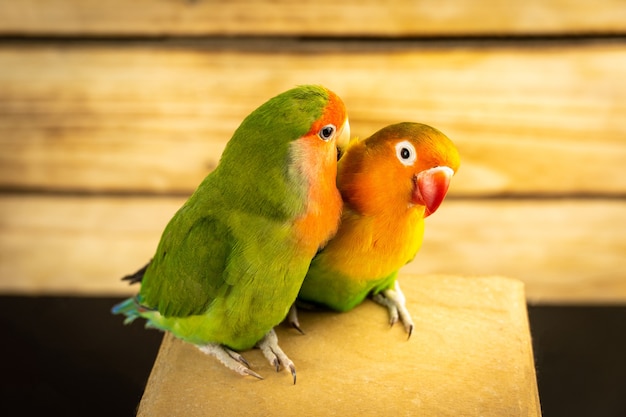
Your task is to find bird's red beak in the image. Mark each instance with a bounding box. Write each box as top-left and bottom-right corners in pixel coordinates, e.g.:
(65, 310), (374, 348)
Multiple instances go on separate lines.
(412, 166), (455, 217)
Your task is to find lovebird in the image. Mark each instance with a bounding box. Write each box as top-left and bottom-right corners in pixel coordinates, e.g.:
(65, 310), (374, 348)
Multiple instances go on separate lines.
(295, 122), (459, 336)
(112, 85), (350, 382)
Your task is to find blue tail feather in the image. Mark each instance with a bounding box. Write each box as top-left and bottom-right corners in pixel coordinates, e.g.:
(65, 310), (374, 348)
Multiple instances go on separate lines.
(111, 297), (142, 325)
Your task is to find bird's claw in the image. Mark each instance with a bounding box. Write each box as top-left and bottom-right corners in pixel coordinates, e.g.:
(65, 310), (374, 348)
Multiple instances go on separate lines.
(242, 367), (264, 380)
(372, 281), (414, 339)
(198, 329), (297, 383)
(289, 364), (297, 385)
(287, 304), (305, 334)
(257, 328), (297, 384)
(198, 343), (263, 380)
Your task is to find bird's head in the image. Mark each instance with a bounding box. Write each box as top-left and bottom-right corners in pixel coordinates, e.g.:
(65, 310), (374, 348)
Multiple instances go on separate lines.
(337, 122), (460, 217)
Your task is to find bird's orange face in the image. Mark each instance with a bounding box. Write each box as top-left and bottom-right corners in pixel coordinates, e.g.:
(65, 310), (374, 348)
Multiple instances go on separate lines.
(300, 88), (351, 166)
(337, 122), (460, 218)
(290, 88), (350, 252)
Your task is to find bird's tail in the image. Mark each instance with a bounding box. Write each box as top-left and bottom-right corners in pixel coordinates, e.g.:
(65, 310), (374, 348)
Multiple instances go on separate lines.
(121, 261), (151, 285)
(111, 297), (145, 325)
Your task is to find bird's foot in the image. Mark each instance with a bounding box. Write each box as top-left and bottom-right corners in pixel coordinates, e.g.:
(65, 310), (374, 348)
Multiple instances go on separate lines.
(286, 304), (305, 334)
(371, 281), (414, 338)
(197, 343), (263, 380)
(257, 328), (297, 384)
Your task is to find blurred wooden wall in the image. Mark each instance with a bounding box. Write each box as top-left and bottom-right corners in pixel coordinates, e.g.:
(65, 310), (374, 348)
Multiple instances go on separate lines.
(0, 1), (625, 302)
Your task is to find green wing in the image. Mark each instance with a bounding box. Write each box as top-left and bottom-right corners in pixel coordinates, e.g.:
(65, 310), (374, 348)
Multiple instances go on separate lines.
(138, 201), (232, 318)
(137, 185), (300, 320)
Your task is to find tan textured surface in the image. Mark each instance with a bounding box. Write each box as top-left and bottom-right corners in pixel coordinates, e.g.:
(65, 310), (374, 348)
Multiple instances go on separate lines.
(137, 275), (540, 417)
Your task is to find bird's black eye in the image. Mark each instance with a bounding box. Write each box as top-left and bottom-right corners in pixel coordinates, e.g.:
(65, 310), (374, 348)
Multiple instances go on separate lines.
(318, 124), (336, 141)
(395, 140), (417, 166)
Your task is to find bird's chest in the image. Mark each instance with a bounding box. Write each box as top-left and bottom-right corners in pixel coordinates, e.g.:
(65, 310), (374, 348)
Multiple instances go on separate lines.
(335, 209), (425, 280)
(372, 213), (424, 268)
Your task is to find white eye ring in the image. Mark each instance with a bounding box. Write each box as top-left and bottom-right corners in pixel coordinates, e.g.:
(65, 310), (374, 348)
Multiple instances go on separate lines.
(395, 140), (417, 166)
(318, 124), (336, 141)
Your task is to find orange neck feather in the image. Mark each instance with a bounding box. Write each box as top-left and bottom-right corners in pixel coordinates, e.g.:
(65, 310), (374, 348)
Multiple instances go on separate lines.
(291, 135), (342, 254)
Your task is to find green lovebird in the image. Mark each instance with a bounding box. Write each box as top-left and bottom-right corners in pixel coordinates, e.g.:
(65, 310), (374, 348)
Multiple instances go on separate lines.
(112, 85), (350, 382)
(292, 122), (459, 337)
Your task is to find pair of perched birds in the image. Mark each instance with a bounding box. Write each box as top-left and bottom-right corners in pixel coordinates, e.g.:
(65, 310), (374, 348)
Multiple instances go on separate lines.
(113, 85), (460, 383)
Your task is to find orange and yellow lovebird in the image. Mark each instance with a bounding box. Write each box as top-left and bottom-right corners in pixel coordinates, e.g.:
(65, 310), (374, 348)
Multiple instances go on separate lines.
(296, 122), (460, 336)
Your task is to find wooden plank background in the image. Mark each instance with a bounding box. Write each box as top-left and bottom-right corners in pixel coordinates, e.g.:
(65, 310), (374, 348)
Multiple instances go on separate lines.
(0, 1), (625, 303)
(1, 0), (626, 36)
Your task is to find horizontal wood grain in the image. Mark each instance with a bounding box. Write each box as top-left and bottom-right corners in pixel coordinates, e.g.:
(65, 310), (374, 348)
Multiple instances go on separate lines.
(1, 42), (625, 196)
(410, 199), (626, 304)
(1, 195), (624, 302)
(0, 0), (624, 37)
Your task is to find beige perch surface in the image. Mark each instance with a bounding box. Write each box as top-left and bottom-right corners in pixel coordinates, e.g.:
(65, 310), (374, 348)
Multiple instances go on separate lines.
(137, 275), (540, 417)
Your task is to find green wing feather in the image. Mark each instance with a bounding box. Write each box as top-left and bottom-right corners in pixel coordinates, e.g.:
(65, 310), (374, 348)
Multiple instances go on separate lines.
(138, 195), (232, 317)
